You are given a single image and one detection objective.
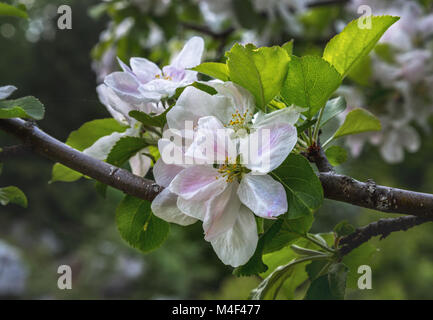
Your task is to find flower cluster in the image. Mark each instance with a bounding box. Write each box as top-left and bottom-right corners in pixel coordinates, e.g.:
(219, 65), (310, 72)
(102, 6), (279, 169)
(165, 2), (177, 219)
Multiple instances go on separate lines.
(341, 0), (433, 163)
(94, 36), (302, 266)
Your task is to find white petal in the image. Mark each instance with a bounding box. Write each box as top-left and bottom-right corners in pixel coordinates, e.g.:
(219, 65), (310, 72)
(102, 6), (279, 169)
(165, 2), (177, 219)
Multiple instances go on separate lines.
(0, 85), (17, 100)
(170, 36), (205, 69)
(237, 173), (287, 218)
(211, 81), (256, 118)
(166, 86), (231, 130)
(204, 181), (241, 241)
(83, 128), (136, 161)
(105, 72), (143, 105)
(129, 150), (151, 177)
(153, 158), (184, 187)
(169, 166), (227, 201)
(399, 126), (420, 153)
(210, 205), (258, 267)
(130, 57), (161, 83)
(96, 84), (130, 125)
(151, 189), (197, 226)
(177, 196), (208, 221)
(380, 131), (404, 164)
(253, 105), (305, 128)
(240, 123), (297, 173)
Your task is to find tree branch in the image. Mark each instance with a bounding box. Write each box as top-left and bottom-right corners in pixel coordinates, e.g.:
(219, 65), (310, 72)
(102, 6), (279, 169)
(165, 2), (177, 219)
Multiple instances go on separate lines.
(338, 216), (432, 256)
(0, 118), (163, 201)
(2, 118), (433, 219)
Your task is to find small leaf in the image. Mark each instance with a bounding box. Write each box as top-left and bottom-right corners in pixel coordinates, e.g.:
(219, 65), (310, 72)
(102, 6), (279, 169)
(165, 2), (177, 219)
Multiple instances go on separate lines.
(319, 96), (347, 128)
(334, 220), (355, 238)
(0, 96), (45, 120)
(342, 243), (377, 288)
(226, 44), (290, 109)
(129, 106), (171, 128)
(116, 195), (170, 253)
(281, 55), (342, 119)
(282, 40), (294, 56)
(271, 154), (323, 219)
(0, 186), (27, 207)
(192, 62), (230, 81)
(305, 263), (348, 300)
(323, 15), (399, 77)
(325, 146), (348, 166)
(250, 258), (310, 300)
(50, 163), (83, 184)
(106, 136), (148, 167)
(333, 108), (381, 139)
(0, 2), (28, 18)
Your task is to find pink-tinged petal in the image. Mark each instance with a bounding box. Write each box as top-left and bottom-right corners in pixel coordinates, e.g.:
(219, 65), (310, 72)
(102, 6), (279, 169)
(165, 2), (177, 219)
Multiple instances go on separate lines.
(105, 72), (143, 105)
(129, 151), (151, 177)
(170, 36), (204, 69)
(240, 123), (297, 173)
(204, 181), (241, 241)
(130, 57), (162, 84)
(96, 84), (130, 125)
(237, 173), (287, 218)
(185, 117), (237, 164)
(117, 57), (132, 73)
(0, 85), (17, 100)
(166, 86), (231, 130)
(151, 189), (197, 226)
(153, 158), (184, 188)
(210, 205), (258, 267)
(169, 166), (227, 201)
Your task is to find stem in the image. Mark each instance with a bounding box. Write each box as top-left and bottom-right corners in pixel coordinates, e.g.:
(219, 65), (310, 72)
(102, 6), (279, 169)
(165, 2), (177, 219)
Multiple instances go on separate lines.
(313, 107), (325, 142)
(305, 234), (336, 253)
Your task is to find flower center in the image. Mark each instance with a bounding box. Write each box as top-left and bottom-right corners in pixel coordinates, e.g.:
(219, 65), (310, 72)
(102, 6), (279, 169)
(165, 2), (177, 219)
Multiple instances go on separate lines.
(216, 156), (245, 183)
(155, 74), (173, 81)
(227, 109), (253, 132)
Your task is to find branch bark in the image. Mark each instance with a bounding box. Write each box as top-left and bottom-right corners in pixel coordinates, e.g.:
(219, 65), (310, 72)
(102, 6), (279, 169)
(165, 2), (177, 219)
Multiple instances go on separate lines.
(2, 118), (433, 220)
(338, 216), (432, 256)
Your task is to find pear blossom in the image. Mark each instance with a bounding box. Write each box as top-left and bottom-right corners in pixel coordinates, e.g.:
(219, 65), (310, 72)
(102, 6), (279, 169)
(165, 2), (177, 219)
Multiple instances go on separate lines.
(104, 36), (205, 107)
(0, 85), (17, 100)
(151, 83), (301, 267)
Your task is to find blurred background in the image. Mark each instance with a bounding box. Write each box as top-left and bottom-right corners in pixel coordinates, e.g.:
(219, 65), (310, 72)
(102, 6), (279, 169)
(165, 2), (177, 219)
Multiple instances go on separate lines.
(0, 0), (432, 299)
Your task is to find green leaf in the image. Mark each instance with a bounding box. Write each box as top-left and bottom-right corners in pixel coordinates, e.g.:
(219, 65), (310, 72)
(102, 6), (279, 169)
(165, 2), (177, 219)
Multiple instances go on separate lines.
(319, 96), (347, 128)
(305, 263), (348, 300)
(325, 146), (348, 166)
(0, 96), (45, 120)
(0, 186), (27, 207)
(192, 62), (230, 81)
(281, 55), (342, 119)
(50, 119), (127, 183)
(233, 220), (283, 276)
(348, 55), (372, 86)
(328, 263), (348, 299)
(323, 15), (399, 77)
(271, 154), (323, 219)
(226, 44), (290, 109)
(342, 243), (377, 288)
(333, 220), (355, 238)
(65, 118), (127, 151)
(129, 106), (171, 128)
(333, 108), (381, 139)
(282, 40), (294, 56)
(50, 163), (83, 184)
(0, 2), (28, 18)
(250, 257), (314, 300)
(116, 195), (170, 253)
(106, 137), (148, 167)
